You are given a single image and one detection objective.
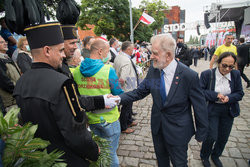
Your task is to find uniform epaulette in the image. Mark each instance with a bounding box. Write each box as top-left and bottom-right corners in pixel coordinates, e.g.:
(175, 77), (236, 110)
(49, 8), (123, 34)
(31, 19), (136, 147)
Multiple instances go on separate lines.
(62, 79), (85, 122)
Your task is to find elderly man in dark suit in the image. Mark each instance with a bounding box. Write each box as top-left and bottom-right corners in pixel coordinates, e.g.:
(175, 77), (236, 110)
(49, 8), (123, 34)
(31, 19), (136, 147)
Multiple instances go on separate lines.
(118, 34), (208, 167)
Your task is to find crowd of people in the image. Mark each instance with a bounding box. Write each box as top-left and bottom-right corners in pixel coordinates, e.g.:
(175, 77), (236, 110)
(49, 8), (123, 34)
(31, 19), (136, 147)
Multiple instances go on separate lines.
(175, 33), (250, 89)
(0, 18), (249, 167)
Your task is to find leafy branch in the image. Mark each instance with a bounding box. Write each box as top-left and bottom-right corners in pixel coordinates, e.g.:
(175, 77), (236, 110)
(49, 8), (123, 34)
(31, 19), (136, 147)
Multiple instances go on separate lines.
(0, 108), (66, 167)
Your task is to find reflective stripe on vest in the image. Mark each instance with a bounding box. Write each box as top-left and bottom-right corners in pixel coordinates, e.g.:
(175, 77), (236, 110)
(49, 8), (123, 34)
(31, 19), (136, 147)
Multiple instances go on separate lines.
(73, 64), (119, 124)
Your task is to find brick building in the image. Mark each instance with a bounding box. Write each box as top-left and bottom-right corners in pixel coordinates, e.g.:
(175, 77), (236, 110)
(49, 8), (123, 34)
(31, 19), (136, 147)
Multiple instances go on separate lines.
(77, 24), (96, 41)
(160, 6), (185, 40)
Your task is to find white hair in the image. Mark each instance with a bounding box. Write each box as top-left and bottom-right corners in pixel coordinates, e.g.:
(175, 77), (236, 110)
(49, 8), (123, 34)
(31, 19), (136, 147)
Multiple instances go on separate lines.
(150, 33), (176, 57)
(74, 48), (81, 57)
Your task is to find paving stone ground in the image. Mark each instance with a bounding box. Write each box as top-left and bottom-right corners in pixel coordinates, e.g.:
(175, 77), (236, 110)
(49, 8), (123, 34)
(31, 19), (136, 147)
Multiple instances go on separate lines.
(118, 59), (250, 167)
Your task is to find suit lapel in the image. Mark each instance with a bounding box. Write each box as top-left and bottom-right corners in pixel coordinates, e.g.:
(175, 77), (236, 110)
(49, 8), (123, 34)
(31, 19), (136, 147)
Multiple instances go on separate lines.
(211, 68), (216, 90)
(164, 63), (183, 106)
(229, 70), (234, 91)
(156, 69), (164, 105)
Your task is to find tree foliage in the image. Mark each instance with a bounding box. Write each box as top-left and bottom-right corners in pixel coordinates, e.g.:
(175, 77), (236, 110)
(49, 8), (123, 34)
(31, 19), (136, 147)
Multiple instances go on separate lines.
(0, 0), (167, 42)
(77, 0), (130, 41)
(139, 0), (167, 31)
(132, 8), (153, 42)
(77, 0), (167, 42)
(187, 35), (200, 45)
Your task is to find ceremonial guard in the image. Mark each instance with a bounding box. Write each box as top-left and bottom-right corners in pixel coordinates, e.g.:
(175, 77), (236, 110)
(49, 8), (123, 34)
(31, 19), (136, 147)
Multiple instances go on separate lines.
(13, 22), (99, 167)
(59, 25), (78, 79)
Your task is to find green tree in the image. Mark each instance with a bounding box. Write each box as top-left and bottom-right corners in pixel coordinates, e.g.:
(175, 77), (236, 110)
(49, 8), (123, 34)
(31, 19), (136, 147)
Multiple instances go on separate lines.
(139, 0), (168, 31)
(132, 8), (153, 42)
(77, 0), (130, 41)
(188, 35), (193, 44)
(194, 36), (199, 44)
(77, 0), (167, 41)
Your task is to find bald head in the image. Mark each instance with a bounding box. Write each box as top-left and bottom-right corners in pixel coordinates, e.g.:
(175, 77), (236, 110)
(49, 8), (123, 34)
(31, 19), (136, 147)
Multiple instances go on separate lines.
(90, 39), (109, 53)
(90, 39), (110, 60)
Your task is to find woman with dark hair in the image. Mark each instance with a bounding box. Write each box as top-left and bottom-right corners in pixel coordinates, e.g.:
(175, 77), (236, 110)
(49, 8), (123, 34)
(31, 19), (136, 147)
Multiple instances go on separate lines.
(199, 52), (244, 167)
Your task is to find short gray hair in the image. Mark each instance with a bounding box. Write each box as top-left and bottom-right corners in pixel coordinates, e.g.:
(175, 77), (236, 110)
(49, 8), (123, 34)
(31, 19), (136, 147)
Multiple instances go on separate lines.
(121, 41), (133, 51)
(150, 33), (176, 57)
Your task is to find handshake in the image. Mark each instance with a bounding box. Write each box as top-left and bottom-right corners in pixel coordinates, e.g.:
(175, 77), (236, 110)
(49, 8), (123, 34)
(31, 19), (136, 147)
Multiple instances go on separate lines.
(103, 94), (121, 109)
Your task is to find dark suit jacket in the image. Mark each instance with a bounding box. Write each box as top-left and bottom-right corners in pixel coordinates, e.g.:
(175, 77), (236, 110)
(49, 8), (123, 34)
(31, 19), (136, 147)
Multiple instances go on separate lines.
(200, 68), (244, 118)
(237, 43), (250, 66)
(16, 52), (32, 73)
(110, 50), (116, 63)
(120, 61), (208, 145)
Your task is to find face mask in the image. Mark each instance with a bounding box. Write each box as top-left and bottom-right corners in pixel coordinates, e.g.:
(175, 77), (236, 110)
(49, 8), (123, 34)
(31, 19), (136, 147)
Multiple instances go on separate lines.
(116, 47), (121, 52)
(102, 52), (111, 63)
(177, 42), (184, 48)
(80, 56), (84, 62)
(25, 45), (30, 52)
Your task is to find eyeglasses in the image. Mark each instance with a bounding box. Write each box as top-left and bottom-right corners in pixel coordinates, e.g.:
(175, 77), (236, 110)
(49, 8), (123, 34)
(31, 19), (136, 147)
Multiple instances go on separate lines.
(0, 41), (6, 44)
(221, 64), (234, 70)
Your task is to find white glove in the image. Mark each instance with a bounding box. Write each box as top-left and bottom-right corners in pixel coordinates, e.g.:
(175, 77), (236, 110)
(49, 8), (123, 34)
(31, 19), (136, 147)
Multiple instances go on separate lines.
(103, 94), (121, 108)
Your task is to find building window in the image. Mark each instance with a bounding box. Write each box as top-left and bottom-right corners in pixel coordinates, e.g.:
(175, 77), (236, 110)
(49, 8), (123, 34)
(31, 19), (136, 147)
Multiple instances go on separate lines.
(164, 18), (169, 25)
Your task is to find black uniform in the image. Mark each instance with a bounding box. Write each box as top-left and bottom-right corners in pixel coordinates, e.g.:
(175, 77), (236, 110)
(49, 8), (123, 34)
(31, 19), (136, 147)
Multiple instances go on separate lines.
(13, 63), (99, 167)
(59, 59), (74, 79)
(175, 43), (192, 67)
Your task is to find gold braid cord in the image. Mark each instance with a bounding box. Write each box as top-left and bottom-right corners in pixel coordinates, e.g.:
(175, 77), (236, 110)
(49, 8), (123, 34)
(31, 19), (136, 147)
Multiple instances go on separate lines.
(63, 86), (77, 117)
(71, 84), (84, 112)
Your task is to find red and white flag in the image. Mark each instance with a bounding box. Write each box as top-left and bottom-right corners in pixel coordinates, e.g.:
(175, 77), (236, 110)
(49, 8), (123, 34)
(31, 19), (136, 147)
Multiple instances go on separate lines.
(139, 12), (155, 25)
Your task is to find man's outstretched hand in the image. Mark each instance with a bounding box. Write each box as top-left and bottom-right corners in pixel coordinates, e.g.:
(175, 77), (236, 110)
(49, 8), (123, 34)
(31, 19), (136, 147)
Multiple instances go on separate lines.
(103, 94), (121, 108)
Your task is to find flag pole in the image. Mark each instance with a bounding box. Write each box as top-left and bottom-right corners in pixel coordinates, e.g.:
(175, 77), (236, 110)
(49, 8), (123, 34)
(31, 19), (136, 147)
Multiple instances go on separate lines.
(133, 20), (141, 31)
(129, 0), (134, 43)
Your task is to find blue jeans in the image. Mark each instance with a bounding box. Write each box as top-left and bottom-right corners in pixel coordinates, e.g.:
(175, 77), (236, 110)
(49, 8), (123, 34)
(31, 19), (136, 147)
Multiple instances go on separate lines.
(90, 120), (120, 167)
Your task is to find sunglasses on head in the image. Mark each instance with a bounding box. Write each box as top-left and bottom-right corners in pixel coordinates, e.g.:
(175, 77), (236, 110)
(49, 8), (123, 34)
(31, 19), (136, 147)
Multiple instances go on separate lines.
(221, 64), (234, 69)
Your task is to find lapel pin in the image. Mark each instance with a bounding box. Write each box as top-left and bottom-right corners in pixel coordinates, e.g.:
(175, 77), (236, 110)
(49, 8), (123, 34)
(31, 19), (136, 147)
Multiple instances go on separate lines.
(176, 76), (179, 79)
(175, 82), (178, 84)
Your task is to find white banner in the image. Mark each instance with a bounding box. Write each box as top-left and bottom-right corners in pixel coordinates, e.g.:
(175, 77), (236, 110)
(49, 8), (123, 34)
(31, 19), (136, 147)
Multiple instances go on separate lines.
(163, 21), (235, 33)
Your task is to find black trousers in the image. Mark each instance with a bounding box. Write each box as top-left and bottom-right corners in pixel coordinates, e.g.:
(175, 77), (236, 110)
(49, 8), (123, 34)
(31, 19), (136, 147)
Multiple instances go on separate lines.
(200, 104), (234, 160)
(194, 57), (198, 67)
(120, 102), (133, 131)
(152, 127), (188, 167)
(238, 64), (250, 84)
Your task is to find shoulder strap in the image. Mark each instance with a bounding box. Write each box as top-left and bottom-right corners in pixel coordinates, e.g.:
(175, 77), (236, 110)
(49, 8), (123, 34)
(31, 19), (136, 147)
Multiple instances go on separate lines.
(62, 79), (85, 122)
(208, 69), (213, 90)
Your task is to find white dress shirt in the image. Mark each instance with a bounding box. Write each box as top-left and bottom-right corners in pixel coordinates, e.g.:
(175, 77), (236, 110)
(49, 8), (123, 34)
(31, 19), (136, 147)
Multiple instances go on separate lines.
(110, 47), (118, 56)
(123, 52), (131, 59)
(215, 68), (231, 95)
(162, 59), (177, 96)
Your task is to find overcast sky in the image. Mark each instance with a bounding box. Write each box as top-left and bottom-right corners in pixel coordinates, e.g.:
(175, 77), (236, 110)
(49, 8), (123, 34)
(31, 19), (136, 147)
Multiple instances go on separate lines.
(75, 0), (236, 41)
